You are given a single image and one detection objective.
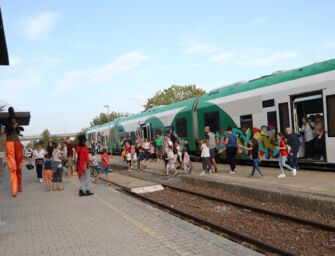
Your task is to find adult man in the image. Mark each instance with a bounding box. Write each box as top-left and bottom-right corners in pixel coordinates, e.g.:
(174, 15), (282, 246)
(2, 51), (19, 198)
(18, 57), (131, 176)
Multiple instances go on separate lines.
(205, 126), (218, 172)
(66, 137), (75, 176)
(5, 107), (24, 197)
(285, 127), (300, 171)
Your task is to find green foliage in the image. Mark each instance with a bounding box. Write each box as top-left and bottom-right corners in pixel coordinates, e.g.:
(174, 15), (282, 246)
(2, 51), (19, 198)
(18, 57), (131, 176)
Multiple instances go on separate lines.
(41, 129), (51, 149)
(144, 85), (206, 111)
(90, 111), (132, 127)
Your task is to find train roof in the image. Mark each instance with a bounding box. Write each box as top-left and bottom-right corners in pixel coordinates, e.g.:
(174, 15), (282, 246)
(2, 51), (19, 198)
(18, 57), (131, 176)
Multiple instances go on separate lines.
(199, 58), (335, 104)
(87, 97), (196, 132)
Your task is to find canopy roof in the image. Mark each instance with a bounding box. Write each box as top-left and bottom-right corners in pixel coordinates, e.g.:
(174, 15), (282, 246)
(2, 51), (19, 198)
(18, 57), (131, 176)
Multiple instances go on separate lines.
(0, 112), (31, 126)
(0, 8), (9, 65)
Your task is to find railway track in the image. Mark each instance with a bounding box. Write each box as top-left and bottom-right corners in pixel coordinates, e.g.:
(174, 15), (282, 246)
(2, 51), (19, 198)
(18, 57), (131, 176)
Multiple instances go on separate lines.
(106, 177), (334, 256)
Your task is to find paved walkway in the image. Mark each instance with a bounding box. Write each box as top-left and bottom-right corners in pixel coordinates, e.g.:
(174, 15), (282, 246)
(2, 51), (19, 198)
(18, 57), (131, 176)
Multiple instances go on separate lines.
(0, 167), (261, 256)
(108, 156), (335, 199)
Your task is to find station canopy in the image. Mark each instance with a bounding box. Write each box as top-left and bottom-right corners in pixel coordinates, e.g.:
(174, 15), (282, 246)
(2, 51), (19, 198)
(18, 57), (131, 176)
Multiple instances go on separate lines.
(0, 8), (9, 65)
(0, 111), (31, 126)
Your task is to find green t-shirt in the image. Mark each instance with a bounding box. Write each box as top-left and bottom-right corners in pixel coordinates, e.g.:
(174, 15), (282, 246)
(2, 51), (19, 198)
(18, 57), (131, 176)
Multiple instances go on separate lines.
(155, 136), (163, 146)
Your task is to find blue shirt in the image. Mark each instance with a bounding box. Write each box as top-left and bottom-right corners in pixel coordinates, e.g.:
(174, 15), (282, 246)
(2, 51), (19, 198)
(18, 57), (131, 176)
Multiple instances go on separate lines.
(44, 160), (52, 170)
(226, 133), (238, 148)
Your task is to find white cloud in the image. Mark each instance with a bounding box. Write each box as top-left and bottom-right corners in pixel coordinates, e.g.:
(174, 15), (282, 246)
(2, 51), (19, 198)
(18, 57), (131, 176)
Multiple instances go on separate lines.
(246, 17), (268, 28)
(182, 32), (220, 54)
(0, 75), (42, 103)
(128, 95), (147, 101)
(55, 51), (150, 93)
(236, 51), (299, 66)
(21, 11), (60, 40)
(10, 56), (23, 66)
(210, 52), (235, 62)
(317, 41), (335, 51)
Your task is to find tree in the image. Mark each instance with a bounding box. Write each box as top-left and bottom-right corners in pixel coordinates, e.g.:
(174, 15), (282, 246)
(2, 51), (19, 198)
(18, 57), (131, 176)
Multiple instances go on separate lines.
(144, 85), (206, 111)
(41, 129), (51, 148)
(90, 111), (132, 127)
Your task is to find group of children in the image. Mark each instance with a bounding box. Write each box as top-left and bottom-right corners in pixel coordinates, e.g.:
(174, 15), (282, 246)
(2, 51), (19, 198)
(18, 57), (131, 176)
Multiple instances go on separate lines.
(199, 132), (297, 178)
(91, 148), (112, 185)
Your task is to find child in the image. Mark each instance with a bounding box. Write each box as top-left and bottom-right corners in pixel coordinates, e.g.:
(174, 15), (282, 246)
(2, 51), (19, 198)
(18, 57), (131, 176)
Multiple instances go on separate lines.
(93, 148), (111, 185)
(90, 151), (99, 177)
(276, 133), (297, 178)
(131, 145), (138, 169)
(138, 146), (147, 170)
(182, 148), (192, 174)
(149, 142), (156, 161)
(165, 146), (176, 176)
(200, 138), (211, 175)
(175, 140), (182, 168)
(52, 143), (63, 191)
(43, 154), (53, 192)
(125, 142), (132, 172)
(240, 139), (264, 178)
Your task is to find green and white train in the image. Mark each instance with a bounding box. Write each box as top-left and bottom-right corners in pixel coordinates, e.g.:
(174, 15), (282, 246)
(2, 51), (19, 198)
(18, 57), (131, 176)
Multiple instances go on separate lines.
(86, 58), (335, 166)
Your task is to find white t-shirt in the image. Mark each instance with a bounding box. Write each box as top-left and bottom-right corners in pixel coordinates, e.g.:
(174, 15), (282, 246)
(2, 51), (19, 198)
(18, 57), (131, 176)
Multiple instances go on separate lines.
(201, 143), (210, 158)
(301, 122), (314, 142)
(33, 149), (45, 159)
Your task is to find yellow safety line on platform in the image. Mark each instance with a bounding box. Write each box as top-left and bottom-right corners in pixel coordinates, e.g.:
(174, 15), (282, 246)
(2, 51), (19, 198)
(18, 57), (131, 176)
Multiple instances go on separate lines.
(69, 179), (190, 256)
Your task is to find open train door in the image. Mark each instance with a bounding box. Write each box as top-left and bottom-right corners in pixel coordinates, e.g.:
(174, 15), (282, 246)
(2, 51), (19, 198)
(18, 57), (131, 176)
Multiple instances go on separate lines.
(323, 88), (335, 163)
(140, 123), (151, 139)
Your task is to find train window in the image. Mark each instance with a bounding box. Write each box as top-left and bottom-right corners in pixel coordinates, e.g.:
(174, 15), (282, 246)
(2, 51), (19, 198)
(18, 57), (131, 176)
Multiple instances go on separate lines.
(240, 114), (253, 129)
(204, 111), (220, 133)
(326, 95), (335, 137)
(267, 111), (278, 130)
(176, 117), (188, 137)
(279, 102), (290, 133)
(262, 99), (275, 108)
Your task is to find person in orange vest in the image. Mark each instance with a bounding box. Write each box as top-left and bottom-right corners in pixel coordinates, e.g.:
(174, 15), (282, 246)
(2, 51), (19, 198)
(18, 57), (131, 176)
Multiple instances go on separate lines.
(5, 107), (24, 197)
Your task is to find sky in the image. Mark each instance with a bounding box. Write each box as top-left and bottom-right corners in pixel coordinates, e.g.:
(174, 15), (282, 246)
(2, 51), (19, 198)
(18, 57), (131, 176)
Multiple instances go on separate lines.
(1, 0), (335, 135)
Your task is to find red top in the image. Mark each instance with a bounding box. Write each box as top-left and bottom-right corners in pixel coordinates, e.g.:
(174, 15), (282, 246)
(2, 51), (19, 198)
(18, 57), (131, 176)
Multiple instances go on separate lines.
(101, 153), (109, 167)
(279, 140), (288, 156)
(67, 143), (74, 157)
(76, 145), (89, 177)
(126, 146), (131, 154)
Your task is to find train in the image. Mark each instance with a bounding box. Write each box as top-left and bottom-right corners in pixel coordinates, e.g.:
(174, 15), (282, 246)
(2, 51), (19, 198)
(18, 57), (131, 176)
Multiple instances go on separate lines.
(86, 58), (335, 167)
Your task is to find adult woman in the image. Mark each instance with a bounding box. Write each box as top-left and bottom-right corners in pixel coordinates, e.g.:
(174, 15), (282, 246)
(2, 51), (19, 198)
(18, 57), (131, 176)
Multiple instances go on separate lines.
(33, 143), (45, 183)
(224, 126), (238, 173)
(47, 141), (53, 156)
(76, 135), (93, 196)
(300, 116), (314, 158)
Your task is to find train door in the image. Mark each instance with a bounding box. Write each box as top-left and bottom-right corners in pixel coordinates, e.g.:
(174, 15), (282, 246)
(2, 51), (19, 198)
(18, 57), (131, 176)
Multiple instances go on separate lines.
(324, 88), (335, 163)
(141, 123), (151, 139)
(291, 91), (324, 160)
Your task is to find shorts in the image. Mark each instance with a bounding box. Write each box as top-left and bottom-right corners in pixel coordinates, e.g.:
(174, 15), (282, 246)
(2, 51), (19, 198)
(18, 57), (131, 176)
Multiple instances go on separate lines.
(101, 165), (109, 174)
(209, 148), (216, 159)
(44, 169), (53, 181)
(156, 146), (163, 153)
(66, 157), (74, 167)
(52, 162), (63, 182)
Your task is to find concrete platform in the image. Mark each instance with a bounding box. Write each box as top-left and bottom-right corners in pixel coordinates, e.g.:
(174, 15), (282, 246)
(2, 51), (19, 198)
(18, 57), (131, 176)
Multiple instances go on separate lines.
(107, 156), (335, 215)
(0, 166), (261, 256)
(107, 172), (164, 193)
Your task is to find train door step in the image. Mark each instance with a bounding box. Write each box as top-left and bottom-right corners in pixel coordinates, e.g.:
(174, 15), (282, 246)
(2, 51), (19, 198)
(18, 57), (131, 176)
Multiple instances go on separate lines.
(131, 185), (164, 194)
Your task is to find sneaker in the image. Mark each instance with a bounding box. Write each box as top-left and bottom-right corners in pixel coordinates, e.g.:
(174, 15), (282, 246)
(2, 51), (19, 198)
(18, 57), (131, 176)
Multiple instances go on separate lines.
(292, 169), (297, 176)
(39, 178), (43, 183)
(200, 171), (205, 176)
(85, 190), (94, 196)
(229, 171), (236, 174)
(277, 174), (286, 178)
(247, 173), (253, 177)
(208, 170), (212, 175)
(257, 175), (264, 179)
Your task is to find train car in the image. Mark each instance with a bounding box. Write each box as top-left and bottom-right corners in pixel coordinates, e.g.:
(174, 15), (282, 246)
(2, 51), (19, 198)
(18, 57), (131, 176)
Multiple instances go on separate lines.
(86, 58), (335, 166)
(195, 58), (335, 165)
